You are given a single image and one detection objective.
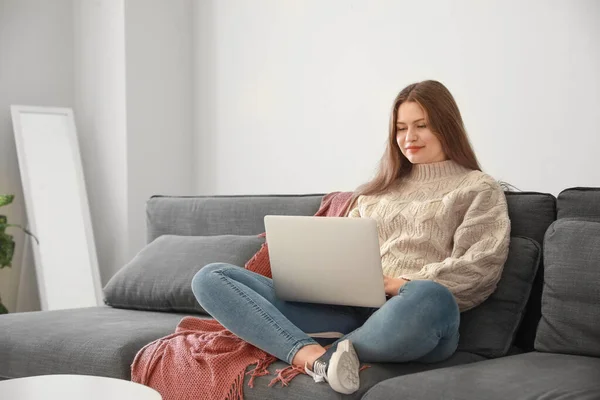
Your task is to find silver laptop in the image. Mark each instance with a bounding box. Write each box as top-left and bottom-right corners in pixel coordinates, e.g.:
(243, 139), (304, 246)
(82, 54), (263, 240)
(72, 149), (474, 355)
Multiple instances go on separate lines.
(264, 215), (386, 308)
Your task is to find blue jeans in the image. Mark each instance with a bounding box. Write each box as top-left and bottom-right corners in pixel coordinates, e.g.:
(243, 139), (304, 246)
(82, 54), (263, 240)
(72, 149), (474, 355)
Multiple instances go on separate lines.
(191, 263), (460, 365)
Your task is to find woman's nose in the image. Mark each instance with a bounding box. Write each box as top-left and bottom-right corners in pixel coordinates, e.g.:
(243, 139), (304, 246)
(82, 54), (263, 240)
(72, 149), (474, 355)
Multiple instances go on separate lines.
(405, 128), (417, 142)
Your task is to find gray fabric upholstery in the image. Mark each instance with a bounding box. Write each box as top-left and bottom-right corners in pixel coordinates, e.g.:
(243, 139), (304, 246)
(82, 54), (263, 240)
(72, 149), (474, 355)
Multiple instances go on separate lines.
(146, 195), (323, 242)
(0, 306), (202, 380)
(144, 192), (557, 353)
(505, 191), (557, 352)
(362, 352), (600, 400)
(505, 192), (556, 245)
(242, 351), (485, 400)
(535, 219), (600, 357)
(557, 187), (600, 221)
(103, 235), (264, 314)
(147, 192), (557, 245)
(458, 236), (541, 358)
(4, 189), (600, 399)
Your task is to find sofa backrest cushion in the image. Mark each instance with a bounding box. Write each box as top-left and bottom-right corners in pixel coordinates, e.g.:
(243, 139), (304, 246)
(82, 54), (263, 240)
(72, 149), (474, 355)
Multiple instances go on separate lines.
(143, 191), (556, 350)
(505, 192), (556, 245)
(535, 196), (600, 357)
(556, 187), (600, 221)
(504, 192), (557, 351)
(103, 235), (264, 314)
(458, 236), (541, 358)
(146, 195), (323, 242)
(146, 193), (555, 245)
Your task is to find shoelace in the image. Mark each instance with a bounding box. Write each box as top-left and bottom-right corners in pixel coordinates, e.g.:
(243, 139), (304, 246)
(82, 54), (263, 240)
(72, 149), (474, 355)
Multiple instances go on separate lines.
(305, 359), (328, 383)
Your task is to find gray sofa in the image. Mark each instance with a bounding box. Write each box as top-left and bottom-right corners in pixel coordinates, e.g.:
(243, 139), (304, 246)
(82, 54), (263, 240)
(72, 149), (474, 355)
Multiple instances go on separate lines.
(1, 187), (599, 399)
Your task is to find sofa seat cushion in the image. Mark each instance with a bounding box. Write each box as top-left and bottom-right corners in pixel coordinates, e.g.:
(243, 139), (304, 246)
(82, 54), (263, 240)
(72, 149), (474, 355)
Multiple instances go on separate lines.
(103, 234), (264, 314)
(0, 306), (202, 380)
(363, 352), (600, 400)
(535, 219), (600, 357)
(242, 351), (485, 400)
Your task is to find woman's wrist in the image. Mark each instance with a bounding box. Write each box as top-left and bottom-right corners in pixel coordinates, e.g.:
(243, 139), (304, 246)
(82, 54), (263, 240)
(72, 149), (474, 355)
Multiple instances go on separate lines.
(384, 276), (409, 297)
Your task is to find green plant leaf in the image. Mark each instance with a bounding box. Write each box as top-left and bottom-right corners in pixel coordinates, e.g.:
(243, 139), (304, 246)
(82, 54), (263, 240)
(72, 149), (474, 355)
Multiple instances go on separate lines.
(0, 224), (39, 245)
(0, 232), (15, 268)
(0, 195), (14, 208)
(0, 299), (8, 314)
(0, 194), (38, 269)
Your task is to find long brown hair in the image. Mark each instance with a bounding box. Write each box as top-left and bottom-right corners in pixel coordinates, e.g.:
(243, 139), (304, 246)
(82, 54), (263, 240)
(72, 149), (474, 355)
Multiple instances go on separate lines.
(349, 80), (481, 211)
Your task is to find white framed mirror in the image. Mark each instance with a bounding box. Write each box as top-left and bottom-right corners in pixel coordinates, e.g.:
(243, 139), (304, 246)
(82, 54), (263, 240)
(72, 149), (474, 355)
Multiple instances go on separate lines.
(10, 105), (103, 311)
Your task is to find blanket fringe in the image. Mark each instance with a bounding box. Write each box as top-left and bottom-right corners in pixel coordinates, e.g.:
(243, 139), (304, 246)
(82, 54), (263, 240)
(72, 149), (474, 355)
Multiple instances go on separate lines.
(225, 372), (244, 400)
(268, 365), (306, 387)
(267, 363), (371, 388)
(245, 355), (277, 388)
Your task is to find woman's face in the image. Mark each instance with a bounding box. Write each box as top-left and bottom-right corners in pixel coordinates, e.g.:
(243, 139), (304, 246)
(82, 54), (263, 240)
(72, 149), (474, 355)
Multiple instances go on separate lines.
(396, 101), (447, 164)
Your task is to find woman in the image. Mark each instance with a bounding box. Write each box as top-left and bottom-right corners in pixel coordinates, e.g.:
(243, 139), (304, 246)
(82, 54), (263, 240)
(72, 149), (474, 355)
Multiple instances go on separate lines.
(192, 80), (511, 395)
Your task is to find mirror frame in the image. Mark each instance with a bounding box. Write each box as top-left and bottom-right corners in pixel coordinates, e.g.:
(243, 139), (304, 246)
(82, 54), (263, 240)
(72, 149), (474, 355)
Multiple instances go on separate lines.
(10, 105), (103, 310)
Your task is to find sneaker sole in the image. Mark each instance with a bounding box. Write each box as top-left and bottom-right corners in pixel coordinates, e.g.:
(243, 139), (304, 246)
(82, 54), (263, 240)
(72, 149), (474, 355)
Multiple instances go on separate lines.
(327, 339), (360, 394)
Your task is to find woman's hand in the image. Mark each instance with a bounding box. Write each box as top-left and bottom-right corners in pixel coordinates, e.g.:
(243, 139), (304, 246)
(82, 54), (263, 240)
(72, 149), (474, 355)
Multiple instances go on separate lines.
(383, 276), (409, 297)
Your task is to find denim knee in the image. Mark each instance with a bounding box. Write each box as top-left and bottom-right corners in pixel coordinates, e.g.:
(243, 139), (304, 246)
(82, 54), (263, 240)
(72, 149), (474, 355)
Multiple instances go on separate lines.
(401, 280), (452, 300)
(191, 262), (232, 311)
(399, 280), (459, 320)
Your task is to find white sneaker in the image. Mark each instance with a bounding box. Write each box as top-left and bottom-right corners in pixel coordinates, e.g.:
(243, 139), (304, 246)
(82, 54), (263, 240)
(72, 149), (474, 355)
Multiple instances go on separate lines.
(305, 339), (360, 394)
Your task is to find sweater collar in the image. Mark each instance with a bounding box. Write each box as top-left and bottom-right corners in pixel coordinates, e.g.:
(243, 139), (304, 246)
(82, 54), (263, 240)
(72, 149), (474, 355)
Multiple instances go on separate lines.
(405, 160), (471, 182)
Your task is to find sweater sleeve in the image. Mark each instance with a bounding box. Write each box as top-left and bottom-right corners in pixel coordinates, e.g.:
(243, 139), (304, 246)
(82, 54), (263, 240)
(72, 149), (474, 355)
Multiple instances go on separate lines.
(399, 182), (511, 312)
(347, 206), (360, 218)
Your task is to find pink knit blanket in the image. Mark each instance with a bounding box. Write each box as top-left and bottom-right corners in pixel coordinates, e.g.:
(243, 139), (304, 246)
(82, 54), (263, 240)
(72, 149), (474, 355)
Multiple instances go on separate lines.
(131, 192), (354, 400)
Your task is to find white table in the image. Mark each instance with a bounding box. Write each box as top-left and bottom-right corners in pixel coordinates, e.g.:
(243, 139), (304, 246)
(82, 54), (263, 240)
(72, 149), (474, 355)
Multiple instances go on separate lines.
(0, 374), (162, 399)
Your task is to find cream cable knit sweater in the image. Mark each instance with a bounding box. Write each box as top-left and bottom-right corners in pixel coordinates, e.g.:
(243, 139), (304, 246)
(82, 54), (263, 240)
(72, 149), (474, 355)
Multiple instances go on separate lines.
(349, 160), (511, 311)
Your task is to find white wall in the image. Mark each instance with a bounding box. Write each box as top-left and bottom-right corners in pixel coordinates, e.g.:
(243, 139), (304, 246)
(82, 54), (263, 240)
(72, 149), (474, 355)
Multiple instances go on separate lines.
(75, 0), (195, 280)
(193, 0), (600, 196)
(0, 0), (74, 312)
(1, 0), (598, 312)
(73, 0), (129, 286)
(0, 0), (194, 311)
(73, 0), (195, 282)
(124, 0), (194, 260)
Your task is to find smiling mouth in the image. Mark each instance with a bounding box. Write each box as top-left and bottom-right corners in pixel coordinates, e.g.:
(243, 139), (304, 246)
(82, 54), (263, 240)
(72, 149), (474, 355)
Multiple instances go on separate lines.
(406, 147), (423, 152)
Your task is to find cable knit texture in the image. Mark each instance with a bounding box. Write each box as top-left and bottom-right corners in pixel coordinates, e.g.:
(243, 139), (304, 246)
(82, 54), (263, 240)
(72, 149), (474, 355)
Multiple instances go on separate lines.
(348, 160), (511, 311)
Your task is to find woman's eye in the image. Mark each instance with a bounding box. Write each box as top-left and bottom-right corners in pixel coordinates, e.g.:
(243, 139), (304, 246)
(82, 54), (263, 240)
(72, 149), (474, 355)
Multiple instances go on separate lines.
(397, 127), (407, 131)
(417, 125), (426, 129)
